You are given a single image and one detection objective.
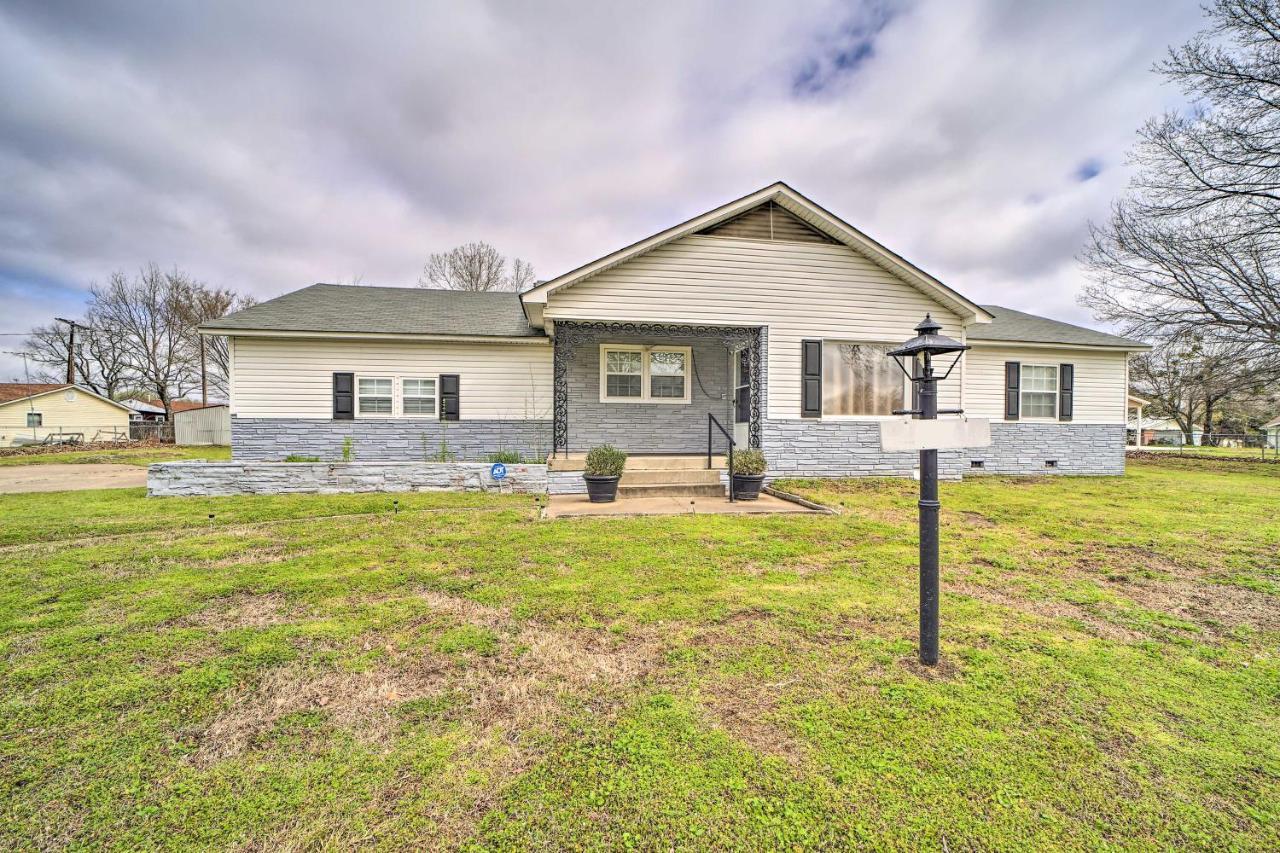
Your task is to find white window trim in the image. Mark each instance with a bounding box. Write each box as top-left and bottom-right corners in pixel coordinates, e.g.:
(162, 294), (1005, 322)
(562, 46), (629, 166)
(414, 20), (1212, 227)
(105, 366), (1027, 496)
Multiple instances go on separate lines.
(1019, 363), (1059, 421)
(355, 374), (443, 419)
(26, 411), (43, 428)
(819, 339), (911, 420)
(598, 344), (693, 404)
(400, 376), (439, 418)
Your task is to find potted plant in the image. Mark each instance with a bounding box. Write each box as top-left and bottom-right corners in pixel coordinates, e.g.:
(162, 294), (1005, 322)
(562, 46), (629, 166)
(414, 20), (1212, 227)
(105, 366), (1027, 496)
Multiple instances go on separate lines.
(730, 448), (767, 500)
(583, 444), (627, 502)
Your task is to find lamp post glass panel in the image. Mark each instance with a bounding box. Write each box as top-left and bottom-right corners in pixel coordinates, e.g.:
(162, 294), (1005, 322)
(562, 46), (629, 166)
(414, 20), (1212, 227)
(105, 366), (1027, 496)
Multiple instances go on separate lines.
(887, 314), (969, 666)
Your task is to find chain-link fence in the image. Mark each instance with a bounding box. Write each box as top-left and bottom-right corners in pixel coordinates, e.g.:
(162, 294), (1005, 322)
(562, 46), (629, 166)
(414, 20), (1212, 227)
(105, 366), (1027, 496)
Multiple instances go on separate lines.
(1129, 431), (1278, 459)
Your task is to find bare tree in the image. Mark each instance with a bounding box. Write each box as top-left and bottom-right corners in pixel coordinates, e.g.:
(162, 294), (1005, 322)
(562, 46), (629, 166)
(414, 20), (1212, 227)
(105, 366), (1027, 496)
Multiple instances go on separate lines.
(91, 265), (201, 416)
(175, 286), (256, 400)
(1081, 0), (1280, 352)
(1131, 336), (1279, 440)
(23, 308), (135, 398)
(418, 241), (535, 292)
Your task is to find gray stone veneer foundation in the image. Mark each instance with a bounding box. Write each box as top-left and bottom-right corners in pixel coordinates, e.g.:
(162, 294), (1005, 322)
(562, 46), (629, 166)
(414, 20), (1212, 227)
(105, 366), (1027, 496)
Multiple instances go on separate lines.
(964, 422), (1126, 475)
(761, 419), (968, 480)
(231, 418), (551, 463)
(148, 461), (548, 497)
(761, 420), (1125, 479)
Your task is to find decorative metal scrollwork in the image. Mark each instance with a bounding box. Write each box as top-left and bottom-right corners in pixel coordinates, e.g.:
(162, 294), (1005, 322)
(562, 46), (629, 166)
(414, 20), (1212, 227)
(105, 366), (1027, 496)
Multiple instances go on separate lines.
(551, 320), (763, 456)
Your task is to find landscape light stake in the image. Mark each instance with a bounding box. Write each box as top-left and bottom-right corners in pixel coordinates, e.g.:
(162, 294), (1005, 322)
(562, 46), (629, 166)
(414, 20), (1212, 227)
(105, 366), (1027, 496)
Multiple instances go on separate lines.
(888, 315), (969, 666)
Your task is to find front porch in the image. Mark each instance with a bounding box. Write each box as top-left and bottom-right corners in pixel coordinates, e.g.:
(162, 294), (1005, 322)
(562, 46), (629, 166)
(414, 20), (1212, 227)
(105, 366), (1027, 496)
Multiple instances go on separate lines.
(550, 320), (764, 458)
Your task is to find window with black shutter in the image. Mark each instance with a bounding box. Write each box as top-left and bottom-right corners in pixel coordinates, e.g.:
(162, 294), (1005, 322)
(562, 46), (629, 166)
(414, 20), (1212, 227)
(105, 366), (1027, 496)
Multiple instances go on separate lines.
(332, 372), (354, 420)
(439, 374), (460, 421)
(801, 340), (822, 418)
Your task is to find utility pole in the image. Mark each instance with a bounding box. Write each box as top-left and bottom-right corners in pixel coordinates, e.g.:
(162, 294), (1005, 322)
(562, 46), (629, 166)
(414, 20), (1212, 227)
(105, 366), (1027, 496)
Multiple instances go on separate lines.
(54, 317), (88, 386)
(199, 333), (207, 405)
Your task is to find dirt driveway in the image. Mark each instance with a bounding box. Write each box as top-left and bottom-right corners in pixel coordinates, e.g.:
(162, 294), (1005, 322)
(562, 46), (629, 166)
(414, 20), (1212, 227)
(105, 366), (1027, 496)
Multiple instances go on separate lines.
(0, 464), (147, 494)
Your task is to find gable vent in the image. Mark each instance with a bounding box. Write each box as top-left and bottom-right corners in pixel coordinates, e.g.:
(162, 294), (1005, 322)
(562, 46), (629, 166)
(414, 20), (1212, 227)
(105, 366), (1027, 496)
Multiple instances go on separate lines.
(698, 201), (837, 244)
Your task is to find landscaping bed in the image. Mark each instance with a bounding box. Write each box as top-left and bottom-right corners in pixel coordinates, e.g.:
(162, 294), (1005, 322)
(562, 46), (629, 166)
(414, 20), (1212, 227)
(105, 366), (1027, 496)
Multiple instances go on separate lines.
(0, 458), (1275, 848)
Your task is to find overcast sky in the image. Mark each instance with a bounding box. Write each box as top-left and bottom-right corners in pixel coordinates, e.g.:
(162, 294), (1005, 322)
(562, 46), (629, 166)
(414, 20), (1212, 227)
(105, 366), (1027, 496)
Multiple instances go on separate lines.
(0, 0), (1206, 382)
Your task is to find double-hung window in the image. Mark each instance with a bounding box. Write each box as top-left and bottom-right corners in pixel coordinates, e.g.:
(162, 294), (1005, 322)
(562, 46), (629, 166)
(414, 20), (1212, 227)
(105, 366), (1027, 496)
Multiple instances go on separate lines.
(599, 345), (691, 403)
(822, 342), (904, 417)
(357, 377), (393, 415)
(1020, 365), (1058, 418)
(401, 378), (437, 415)
(26, 412), (42, 428)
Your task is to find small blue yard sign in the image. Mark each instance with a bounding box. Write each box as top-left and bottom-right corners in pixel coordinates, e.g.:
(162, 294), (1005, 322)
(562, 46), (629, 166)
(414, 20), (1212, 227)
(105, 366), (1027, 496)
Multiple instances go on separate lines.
(489, 462), (508, 481)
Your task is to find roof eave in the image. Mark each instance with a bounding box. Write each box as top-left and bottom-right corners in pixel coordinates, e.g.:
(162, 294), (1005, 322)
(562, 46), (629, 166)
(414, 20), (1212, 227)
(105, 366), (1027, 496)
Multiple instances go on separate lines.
(200, 327), (549, 344)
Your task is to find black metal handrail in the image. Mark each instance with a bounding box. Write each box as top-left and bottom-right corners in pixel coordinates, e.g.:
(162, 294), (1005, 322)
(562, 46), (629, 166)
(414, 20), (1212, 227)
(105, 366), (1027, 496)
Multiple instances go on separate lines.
(707, 413), (735, 502)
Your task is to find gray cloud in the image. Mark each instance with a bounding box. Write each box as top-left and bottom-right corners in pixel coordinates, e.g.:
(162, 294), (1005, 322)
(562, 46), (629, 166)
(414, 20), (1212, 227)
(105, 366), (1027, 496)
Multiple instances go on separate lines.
(0, 0), (1204, 380)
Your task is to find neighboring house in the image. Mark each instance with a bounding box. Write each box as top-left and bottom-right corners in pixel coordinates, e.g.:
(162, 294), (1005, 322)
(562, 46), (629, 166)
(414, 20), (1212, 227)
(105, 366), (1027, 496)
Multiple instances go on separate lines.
(0, 383), (132, 445)
(1126, 394), (1150, 447)
(1264, 416), (1280, 450)
(173, 404), (231, 446)
(202, 182), (1148, 488)
(122, 398), (208, 421)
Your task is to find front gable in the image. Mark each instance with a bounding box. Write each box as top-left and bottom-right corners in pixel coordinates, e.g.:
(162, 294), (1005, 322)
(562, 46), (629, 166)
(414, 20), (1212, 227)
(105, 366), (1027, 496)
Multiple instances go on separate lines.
(523, 182), (992, 330)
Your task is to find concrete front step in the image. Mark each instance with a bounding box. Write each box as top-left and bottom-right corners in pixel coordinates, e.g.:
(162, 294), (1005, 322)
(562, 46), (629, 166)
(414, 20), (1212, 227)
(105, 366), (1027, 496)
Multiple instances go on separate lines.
(617, 482), (726, 499)
(547, 453), (726, 472)
(619, 469), (722, 486)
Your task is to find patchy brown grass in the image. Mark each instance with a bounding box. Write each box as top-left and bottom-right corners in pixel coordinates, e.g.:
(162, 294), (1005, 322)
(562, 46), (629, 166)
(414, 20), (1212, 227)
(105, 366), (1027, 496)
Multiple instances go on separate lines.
(176, 592), (296, 632)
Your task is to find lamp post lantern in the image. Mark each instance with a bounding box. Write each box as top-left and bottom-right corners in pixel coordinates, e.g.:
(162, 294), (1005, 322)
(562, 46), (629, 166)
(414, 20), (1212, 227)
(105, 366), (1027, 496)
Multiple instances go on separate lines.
(887, 314), (969, 666)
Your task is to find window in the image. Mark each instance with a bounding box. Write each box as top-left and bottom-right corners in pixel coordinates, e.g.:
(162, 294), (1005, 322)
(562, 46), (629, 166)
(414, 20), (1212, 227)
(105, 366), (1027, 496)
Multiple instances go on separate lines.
(822, 342), (904, 416)
(603, 348), (643, 399)
(402, 378), (437, 415)
(648, 350), (687, 399)
(1020, 365), (1058, 419)
(26, 412), (42, 428)
(599, 345), (691, 403)
(358, 377), (393, 415)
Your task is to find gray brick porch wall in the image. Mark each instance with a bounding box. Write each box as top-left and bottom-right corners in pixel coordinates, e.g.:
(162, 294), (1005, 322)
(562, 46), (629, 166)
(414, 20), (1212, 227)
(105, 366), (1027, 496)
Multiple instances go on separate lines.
(231, 418), (551, 462)
(965, 422), (1126, 475)
(563, 331), (736, 454)
(149, 461), (547, 497)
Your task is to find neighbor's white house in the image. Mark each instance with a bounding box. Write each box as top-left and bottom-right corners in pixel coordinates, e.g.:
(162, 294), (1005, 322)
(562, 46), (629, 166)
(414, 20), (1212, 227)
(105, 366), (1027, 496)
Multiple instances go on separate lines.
(202, 183), (1148, 492)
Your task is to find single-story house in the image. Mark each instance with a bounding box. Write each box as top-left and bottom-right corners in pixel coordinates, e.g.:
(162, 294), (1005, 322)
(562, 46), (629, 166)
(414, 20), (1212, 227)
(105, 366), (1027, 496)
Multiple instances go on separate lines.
(122, 398), (209, 422)
(1264, 416), (1280, 450)
(0, 383), (132, 445)
(202, 182), (1148, 491)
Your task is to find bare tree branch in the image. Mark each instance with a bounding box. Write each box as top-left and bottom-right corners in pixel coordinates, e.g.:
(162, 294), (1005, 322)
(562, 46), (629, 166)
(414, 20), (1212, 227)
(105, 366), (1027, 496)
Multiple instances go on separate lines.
(418, 241), (535, 292)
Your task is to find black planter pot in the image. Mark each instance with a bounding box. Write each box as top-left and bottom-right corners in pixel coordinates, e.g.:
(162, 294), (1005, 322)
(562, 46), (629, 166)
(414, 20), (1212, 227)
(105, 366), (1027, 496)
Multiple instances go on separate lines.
(583, 474), (621, 503)
(732, 473), (765, 501)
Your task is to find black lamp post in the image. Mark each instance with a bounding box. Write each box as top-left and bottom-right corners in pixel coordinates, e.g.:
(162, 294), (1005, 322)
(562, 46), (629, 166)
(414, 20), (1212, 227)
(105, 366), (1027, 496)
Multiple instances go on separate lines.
(887, 314), (969, 666)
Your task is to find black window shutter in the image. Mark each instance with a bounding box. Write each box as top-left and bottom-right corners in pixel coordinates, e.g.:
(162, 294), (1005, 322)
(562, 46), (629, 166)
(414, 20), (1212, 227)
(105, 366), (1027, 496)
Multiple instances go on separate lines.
(1059, 364), (1074, 421)
(439, 374), (460, 421)
(1004, 362), (1020, 421)
(333, 372), (354, 420)
(801, 340), (822, 418)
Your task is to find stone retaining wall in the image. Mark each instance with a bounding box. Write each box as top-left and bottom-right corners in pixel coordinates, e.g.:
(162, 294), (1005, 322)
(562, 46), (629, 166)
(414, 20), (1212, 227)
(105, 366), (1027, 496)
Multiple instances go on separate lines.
(148, 461), (548, 497)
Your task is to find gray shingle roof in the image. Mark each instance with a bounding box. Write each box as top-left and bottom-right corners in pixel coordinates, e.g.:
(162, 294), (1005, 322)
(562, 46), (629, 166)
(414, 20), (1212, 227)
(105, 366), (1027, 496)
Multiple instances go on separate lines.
(970, 305), (1147, 349)
(204, 284), (542, 338)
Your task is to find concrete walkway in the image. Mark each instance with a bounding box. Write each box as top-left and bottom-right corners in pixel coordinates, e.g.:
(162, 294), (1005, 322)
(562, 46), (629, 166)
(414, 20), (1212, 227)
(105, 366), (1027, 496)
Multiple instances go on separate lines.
(0, 463), (147, 494)
(543, 492), (820, 518)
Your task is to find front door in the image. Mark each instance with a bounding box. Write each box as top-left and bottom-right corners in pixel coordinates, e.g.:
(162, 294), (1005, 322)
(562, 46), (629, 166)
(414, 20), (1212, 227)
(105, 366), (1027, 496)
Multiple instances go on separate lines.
(733, 348), (750, 447)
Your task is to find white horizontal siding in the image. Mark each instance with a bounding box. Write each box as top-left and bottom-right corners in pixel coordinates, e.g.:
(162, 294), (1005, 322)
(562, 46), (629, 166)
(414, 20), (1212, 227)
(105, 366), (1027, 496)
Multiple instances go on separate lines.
(543, 235), (964, 418)
(963, 345), (1129, 424)
(231, 337), (553, 420)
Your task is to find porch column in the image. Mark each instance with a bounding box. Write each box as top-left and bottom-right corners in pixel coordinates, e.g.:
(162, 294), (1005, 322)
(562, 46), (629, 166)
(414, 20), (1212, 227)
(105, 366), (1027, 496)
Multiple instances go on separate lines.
(552, 328), (573, 457)
(749, 327), (763, 449)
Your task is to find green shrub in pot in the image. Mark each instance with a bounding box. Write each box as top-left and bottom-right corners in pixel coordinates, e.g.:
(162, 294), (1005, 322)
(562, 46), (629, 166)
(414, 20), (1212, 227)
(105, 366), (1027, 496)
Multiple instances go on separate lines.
(729, 448), (767, 500)
(583, 444), (627, 502)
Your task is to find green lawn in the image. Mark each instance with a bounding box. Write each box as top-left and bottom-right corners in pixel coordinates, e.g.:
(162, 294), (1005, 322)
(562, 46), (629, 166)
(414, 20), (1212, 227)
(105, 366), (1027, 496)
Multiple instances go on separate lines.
(1, 459), (1276, 849)
(0, 444), (231, 467)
